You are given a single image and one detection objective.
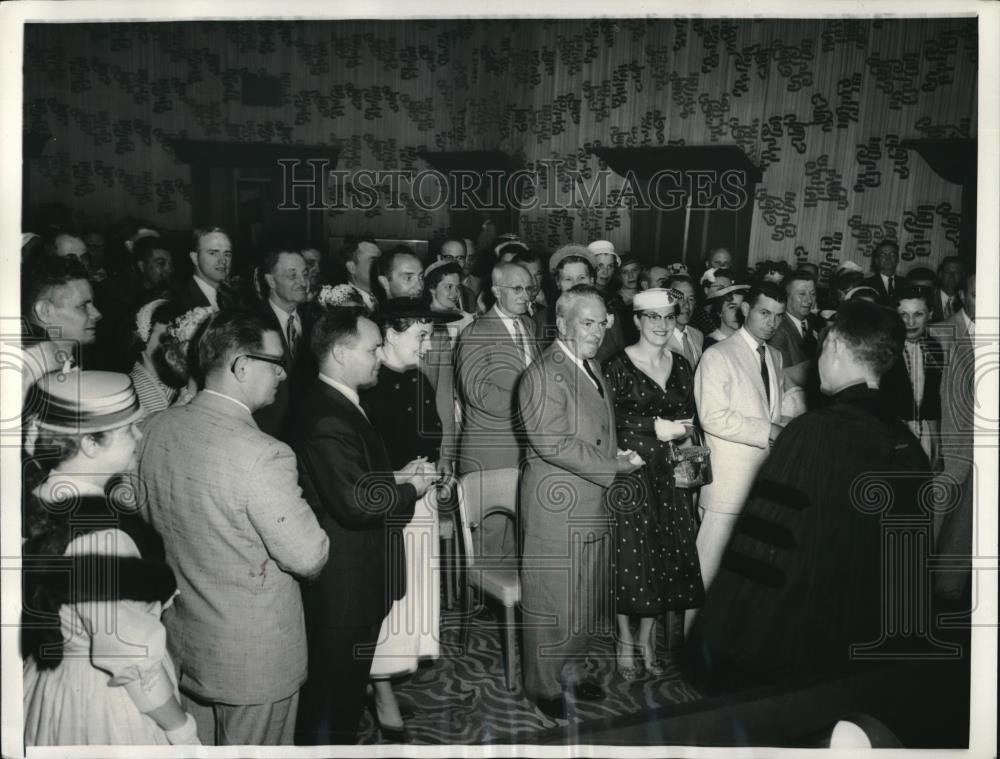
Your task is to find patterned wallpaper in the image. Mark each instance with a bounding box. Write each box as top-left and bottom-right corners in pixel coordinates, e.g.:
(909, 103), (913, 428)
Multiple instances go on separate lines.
(23, 18), (977, 275)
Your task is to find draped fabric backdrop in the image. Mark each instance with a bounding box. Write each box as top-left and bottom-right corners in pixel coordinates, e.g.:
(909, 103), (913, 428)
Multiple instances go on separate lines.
(23, 18), (977, 276)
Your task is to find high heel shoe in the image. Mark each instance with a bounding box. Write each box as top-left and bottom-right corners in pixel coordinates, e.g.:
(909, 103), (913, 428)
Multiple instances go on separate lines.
(616, 643), (642, 681)
(640, 642), (667, 677)
(366, 691), (411, 743)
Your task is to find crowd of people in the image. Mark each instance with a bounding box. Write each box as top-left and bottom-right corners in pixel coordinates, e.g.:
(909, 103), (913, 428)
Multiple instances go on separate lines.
(17, 219), (976, 745)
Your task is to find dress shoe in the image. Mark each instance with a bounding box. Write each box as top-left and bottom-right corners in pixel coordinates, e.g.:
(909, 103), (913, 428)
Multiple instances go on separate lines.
(534, 695), (569, 720)
(378, 723), (411, 743)
(396, 702), (416, 720)
(572, 681), (605, 701)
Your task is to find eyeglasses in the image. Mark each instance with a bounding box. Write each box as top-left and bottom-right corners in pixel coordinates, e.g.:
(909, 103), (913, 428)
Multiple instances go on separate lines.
(496, 285), (530, 296)
(440, 254), (467, 263)
(230, 353), (286, 373)
(639, 312), (676, 324)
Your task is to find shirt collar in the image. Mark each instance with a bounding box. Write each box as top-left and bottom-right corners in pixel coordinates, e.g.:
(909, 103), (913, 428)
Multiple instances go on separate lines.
(269, 298), (298, 329)
(351, 285), (377, 310)
(193, 273), (219, 307)
(318, 373), (367, 418)
(556, 338), (585, 368)
(738, 325), (765, 351)
(493, 304), (524, 340)
(202, 388), (252, 416)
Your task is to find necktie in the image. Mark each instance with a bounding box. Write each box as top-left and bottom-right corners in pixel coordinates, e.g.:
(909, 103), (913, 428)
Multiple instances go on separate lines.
(801, 319), (817, 357)
(886, 277), (894, 299)
(286, 314), (299, 360)
(513, 318), (531, 368)
(904, 340), (924, 410)
(944, 295), (954, 319)
(758, 343), (771, 407)
(582, 359), (605, 398)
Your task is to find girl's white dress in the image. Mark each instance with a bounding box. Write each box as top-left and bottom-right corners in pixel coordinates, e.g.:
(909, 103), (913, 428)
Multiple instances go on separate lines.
(23, 528), (180, 746)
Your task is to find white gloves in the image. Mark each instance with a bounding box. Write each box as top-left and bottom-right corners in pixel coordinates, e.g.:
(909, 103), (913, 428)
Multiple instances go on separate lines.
(654, 418), (688, 442)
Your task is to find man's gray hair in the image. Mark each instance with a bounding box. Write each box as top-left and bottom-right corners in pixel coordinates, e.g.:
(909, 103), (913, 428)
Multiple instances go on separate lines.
(555, 283), (604, 320)
(491, 261), (530, 287)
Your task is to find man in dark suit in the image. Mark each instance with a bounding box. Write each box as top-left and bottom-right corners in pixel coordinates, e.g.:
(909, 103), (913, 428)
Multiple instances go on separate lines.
(768, 269), (820, 415)
(932, 256), (966, 322)
(253, 246), (316, 440)
(174, 227), (232, 311)
(289, 308), (436, 745)
(861, 240), (906, 305)
(517, 285), (643, 718)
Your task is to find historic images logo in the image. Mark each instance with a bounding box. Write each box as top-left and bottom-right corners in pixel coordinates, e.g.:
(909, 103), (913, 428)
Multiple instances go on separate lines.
(277, 158), (751, 214)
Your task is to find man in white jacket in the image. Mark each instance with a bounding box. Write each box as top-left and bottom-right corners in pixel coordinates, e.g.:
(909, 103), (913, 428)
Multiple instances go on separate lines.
(692, 282), (790, 599)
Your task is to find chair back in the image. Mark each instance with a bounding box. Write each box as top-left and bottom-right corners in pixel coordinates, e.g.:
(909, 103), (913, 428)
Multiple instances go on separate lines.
(456, 468), (519, 566)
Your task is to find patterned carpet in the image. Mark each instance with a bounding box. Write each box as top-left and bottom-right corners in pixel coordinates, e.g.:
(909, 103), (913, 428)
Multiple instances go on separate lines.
(357, 605), (702, 745)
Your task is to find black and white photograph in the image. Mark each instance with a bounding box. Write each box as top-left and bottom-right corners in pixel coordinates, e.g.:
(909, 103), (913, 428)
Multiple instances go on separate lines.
(1, 1), (997, 756)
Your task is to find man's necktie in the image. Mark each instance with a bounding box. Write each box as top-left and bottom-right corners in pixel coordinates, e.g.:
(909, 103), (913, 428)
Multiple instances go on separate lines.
(802, 318), (817, 357)
(886, 277), (895, 299)
(944, 295), (954, 319)
(758, 343), (771, 407)
(513, 318), (531, 368)
(904, 340), (924, 409)
(582, 359), (605, 398)
(286, 315), (299, 360)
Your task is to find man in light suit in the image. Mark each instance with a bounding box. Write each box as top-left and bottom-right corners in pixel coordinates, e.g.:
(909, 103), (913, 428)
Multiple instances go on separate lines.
(138, 310), (329, 745)
(289, 308), (436, 744)
(518, 285), (643, 719)
(665, 274), (705, 368)
(929, 271), (976, 604)
(693, 282), (789, 598)
(455, 262), (540, 556)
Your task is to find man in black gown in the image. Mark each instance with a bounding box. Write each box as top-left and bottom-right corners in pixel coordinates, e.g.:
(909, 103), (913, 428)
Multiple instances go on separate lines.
(686, 301), (931, 691)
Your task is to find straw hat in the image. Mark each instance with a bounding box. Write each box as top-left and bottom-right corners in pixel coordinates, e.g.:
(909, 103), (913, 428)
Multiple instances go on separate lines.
(34, 370), (143, 433)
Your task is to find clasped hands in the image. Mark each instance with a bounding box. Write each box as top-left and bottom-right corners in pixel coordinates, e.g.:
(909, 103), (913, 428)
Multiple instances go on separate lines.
(395, 456), (439, 497)
(395, 456), (451, 497)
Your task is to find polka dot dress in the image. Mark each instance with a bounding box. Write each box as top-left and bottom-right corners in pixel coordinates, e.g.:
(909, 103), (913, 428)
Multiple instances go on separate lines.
(602, 350), (706, 614)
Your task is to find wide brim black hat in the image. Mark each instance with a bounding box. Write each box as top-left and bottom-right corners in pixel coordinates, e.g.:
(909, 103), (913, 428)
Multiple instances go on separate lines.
(376, 297), (464, 323)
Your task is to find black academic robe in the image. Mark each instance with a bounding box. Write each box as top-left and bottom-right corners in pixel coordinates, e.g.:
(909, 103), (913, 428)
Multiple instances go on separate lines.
(685, 384), (931, 690)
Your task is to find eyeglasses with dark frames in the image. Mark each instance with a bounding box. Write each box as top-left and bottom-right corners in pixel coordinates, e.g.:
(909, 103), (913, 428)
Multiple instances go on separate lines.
(230, 353), (287, 373)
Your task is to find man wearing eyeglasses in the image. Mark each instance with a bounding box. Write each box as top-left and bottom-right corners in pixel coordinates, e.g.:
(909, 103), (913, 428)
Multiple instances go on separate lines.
(138, 311), (329, 745)
(455, 262), (540, 558)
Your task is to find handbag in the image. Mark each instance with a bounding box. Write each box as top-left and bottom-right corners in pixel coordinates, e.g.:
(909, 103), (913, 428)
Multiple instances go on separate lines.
(667, 426), (713, 489)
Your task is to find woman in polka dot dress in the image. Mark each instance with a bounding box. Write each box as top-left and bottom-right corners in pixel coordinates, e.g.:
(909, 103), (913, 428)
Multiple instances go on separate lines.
(602, 288), (706, 679)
